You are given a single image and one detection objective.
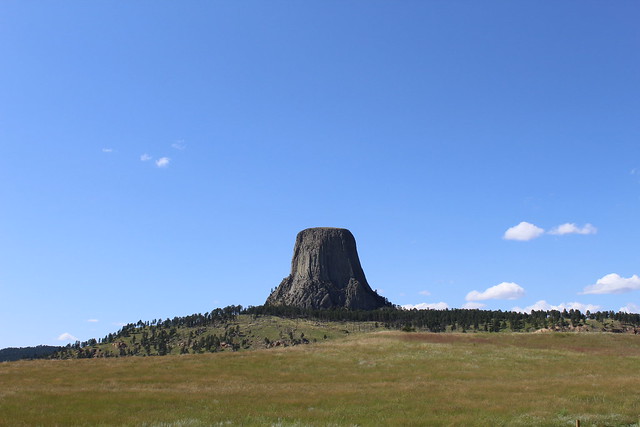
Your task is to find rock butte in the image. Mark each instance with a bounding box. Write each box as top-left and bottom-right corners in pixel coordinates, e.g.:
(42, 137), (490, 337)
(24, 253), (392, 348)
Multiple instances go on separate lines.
(265, 227), (391, 310)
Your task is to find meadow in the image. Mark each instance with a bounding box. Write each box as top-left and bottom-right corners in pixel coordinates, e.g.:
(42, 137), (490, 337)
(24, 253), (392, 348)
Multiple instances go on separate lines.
(1, 331), (640, 426)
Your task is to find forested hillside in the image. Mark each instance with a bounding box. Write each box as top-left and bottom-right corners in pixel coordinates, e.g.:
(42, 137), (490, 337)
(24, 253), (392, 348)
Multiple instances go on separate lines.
(0, 345), (62, 362)
(48, 305), (640, 360)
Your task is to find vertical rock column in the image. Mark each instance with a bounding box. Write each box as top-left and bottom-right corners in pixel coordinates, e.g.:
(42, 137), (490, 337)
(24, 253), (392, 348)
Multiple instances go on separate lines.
(265, 227), (391, 310)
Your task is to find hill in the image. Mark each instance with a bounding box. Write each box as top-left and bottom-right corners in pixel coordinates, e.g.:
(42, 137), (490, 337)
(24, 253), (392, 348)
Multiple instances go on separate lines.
(0, 345), (61, 362)
(49, 305), (640, 359)
(53, 311), (384, 359)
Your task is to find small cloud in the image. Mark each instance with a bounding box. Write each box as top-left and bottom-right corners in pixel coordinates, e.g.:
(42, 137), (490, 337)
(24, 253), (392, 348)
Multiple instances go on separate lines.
(620, 303), (640, 314)
(102, 148), (113, 153)
(581, 273), (640, 295)
(462, 302), (486, 309)
(140, 153), (152, 162)
(401, 302), (449, 310)
(57, 332), (78, 342)
(155, 157), (170, 168)
(87, 319), (99, 323)
(113, 322), (127, 327)
(503, 222), (544, 241)
(171, 140), (186, 150)
(548, 223), (597, 236)
(512, 300), (601, 313)
(418, 290), (431, 296)
(375, 289), (385, 295)
(466, 282), (525, 301)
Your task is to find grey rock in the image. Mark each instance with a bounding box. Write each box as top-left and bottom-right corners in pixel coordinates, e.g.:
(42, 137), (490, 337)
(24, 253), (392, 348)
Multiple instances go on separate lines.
(266, 227), (391, 310)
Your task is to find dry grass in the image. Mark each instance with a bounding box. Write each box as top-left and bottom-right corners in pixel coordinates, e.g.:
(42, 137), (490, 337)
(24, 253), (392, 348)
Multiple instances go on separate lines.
(2, 331), (640, 426)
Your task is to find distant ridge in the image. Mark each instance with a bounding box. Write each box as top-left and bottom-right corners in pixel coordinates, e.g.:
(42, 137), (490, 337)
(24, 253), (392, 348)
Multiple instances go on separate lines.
(0, 345), (62, 362)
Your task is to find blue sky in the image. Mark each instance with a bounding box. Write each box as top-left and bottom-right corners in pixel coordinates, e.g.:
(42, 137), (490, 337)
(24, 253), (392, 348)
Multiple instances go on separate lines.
(1, 1), (639, 348)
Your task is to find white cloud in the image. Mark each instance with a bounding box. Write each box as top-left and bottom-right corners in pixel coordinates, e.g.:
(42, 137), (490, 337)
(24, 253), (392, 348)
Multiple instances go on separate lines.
(548, 223), (597, 235)
(140, 153), (152, 161)
(466, 282), (525, 301)
(87, 319), (99, 323)
(581, 273), (640, 295)
(155, 157), (170, 168)
(401, 302), (449, 310)
(503, 222), (544, 241)
(102, 148), (113, 153)
(620, 303), (640, 314)
(503, 221), (597, 241)
(113, 322), (127, 327)
(418, 290), (431, 296)
(511, 300), (601, 313)
(462, 302), (486, 309)
(57, 332), (78, 342)
(172, 140), (186, 150)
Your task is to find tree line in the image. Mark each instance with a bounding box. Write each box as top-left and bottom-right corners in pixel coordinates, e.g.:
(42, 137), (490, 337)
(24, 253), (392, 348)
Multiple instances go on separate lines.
(244, 305), (640, 333)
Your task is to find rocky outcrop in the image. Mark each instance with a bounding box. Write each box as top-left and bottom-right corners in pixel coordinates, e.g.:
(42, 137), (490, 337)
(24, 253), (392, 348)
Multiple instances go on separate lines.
(265, 227), (391, 310)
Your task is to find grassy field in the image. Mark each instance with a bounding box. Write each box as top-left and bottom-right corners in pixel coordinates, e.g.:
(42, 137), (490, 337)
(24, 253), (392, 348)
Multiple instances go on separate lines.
(2, 331), (640, 426)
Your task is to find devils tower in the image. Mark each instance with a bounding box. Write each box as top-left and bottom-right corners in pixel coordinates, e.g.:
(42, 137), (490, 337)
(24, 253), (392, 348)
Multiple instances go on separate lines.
(265, 227), (391, 310)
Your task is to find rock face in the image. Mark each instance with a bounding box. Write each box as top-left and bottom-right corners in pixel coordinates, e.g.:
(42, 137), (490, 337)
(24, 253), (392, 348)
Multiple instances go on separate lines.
(265, 227), (391, 310)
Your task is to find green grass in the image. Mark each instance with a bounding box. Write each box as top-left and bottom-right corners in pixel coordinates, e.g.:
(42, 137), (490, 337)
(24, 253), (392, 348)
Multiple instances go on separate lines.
(2, 331), (640, 425)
